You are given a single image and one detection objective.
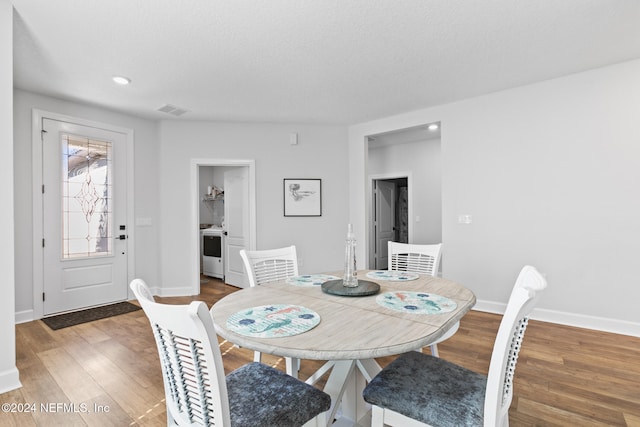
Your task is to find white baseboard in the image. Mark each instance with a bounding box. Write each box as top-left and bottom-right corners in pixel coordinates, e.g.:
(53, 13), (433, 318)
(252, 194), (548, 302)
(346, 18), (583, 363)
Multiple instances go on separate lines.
(0, 367), (22, 394)
(15, 309), (34, 324)
(473, 299), (640, 338)
(152, 285), (194, 297)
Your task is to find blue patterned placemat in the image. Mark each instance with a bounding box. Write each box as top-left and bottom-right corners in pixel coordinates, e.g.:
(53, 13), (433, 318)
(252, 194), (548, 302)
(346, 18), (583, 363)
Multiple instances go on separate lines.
(227, 304), (321, 338)
(376, 291), (457, 314)
(366, 270), (419, 281)
(286, 274), (340, 286)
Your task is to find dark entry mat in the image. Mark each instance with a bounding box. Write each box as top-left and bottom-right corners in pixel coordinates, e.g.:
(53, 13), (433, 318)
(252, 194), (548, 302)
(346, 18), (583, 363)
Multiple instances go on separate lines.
(42, 301), (141, 330)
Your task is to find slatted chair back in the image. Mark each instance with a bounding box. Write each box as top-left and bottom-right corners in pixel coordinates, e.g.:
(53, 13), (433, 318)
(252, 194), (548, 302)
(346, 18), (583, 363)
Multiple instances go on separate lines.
(130, 279), (230, 426)
(388, 242), (442, 276)
(239, 245), (299, 287)
(484, 265), (547, 426)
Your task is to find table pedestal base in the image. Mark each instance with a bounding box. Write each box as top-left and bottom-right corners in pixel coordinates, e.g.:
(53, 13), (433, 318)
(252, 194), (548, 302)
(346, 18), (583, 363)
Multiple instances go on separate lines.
(307, 359), (382, 427)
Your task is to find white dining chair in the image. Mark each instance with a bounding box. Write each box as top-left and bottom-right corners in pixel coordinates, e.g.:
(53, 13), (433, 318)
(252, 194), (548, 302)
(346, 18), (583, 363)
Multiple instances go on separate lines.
(239, 245), (301, 376)
(388, 241), (442, 277)
(387, 241), (453, 356)
(363, 265), (547, 427)
(130, 279), (330, 427)
(240, 245), (299, 287)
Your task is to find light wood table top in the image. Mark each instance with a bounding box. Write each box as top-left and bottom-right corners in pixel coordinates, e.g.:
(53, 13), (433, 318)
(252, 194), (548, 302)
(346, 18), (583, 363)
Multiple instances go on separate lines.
(210, 271), (476, 361)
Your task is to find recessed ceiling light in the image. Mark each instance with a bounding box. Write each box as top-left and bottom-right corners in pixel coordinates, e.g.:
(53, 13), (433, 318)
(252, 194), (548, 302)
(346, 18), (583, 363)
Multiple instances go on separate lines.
(428, 123), (439, 132)
(112, 75), (131, 85)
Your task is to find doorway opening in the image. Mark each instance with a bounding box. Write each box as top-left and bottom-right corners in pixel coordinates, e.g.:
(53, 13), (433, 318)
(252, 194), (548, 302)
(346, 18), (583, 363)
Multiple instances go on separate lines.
(190, 159), (256, 295)
(370, 176), (410, 269)
(366, 122), (442, 270)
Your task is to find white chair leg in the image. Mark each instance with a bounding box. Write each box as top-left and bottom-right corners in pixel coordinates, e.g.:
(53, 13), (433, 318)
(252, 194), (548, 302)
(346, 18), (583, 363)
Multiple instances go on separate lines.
(429, 343), (439, 357)
(286, 357), (299, 378)
(371, 405), (385, 427)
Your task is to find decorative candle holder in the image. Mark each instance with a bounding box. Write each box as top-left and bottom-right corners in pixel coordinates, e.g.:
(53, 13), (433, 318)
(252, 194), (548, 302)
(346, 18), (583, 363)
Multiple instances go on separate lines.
(342, 224), (359, 287)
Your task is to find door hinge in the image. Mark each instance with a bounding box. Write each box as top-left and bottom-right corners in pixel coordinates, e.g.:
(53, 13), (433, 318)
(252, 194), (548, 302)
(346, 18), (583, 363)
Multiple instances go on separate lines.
(42, 292), (45, 302)
(42, 238), (45, 248)
(40, 129), (47, 141)
(42, 184), (45, 194)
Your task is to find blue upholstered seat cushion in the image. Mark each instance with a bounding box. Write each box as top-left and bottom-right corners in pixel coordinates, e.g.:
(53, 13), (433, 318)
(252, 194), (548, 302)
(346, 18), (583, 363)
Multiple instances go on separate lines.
(226, 362), (331, 427)
(363, 351), (487, 427)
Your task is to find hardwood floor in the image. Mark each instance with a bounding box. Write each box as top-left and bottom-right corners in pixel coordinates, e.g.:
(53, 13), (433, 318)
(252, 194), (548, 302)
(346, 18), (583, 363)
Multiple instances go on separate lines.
(2, 278), (640, 426)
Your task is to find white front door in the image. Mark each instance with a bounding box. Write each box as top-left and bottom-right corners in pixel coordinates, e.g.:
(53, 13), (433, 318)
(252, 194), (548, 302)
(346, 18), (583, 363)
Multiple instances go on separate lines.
(42, 118), (129, 315)
(374, 180), (396, 269)
(223, 167), (249, 288)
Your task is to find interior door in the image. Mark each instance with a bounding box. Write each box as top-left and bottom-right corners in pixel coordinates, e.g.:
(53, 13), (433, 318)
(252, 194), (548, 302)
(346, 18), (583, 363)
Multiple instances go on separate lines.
(42, 118), (128, 314)
(224, 167), (249, 288)
(374, 180), (395, 269)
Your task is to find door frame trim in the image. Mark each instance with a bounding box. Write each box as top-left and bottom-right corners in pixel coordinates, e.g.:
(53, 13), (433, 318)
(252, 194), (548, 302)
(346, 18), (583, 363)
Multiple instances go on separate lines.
(190, 159), (256, 295)
(31, 109), (135, 319)
(368, 172), (413, 268)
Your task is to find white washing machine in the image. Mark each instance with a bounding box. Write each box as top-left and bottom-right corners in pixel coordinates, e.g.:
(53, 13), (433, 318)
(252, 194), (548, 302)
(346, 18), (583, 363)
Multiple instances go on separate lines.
(202, 226), (224, 279)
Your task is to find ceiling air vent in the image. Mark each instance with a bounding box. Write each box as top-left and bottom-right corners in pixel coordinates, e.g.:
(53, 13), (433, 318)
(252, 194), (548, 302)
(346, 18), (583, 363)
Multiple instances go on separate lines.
(157, 104), (190, 116)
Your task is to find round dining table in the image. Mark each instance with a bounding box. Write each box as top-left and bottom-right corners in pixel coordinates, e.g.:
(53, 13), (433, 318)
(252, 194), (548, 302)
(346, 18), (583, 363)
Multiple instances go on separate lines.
(210, 270), (476, 426)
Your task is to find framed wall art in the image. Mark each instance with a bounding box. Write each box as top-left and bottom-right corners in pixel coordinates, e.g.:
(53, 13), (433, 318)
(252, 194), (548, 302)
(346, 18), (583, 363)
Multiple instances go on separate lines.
(283, 178), (322, 217)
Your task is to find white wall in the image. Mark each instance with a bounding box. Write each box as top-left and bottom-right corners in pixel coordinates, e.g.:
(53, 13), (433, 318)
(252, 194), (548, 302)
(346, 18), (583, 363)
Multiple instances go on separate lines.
(13, 89), (349, 314)
(1, 0), (20, 393)
(159, 121), (349, 293)
(368, 138), (442, 244)
(13, 89), (161, 319)
(350, 59), (640, 336)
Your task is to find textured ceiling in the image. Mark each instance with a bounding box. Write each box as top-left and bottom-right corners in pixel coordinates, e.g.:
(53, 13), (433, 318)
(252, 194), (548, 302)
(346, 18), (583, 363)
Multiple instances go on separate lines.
(12, 0), (640, 124)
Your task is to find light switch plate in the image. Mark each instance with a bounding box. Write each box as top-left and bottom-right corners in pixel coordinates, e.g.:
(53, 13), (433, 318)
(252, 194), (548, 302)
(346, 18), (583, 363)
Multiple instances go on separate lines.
(458, 214), (472, 224)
